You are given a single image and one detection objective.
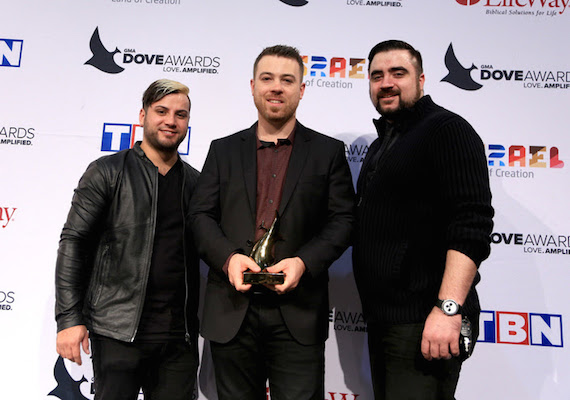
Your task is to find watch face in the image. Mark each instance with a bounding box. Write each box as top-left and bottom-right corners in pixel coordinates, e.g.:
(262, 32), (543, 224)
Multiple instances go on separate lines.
(442, 300), (459, 315)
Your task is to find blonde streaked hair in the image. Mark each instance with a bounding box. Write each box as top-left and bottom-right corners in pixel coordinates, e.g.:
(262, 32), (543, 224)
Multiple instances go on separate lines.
(142, 79), (190, 111)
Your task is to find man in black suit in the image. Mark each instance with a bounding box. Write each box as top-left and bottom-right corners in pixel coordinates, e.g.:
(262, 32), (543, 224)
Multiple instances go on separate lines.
(190, 45), (354, 400)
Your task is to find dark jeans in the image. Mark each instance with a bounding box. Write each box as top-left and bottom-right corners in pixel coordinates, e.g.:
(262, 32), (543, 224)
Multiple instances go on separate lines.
(367, 322), (470, 400)
(90, 334), (198, 400)
(210, 295), (325, 400)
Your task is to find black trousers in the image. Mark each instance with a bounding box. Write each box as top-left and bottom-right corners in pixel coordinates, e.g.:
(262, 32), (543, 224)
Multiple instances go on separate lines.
(90, 334), (198, 400)
(367, 322), (469, 400)
(210, 295), (325, 400)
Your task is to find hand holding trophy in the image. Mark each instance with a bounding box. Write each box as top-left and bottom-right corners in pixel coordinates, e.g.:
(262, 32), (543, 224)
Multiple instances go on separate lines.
(243, 211), (285, 285)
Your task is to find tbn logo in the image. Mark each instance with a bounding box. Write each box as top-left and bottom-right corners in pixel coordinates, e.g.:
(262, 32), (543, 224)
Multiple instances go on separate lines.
(0, 38), (23, 67)
(479, 310), (563, 347)
(101, 123), (191, 156)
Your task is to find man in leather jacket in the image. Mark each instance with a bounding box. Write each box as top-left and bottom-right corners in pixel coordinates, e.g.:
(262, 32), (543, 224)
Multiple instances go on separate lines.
(55, 79), (200, 400)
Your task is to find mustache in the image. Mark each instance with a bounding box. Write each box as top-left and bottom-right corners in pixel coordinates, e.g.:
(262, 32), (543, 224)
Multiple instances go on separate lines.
(377, 89), (400, 98)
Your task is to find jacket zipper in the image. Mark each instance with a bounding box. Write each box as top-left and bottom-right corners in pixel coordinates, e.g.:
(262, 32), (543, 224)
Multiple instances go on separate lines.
(130, 157), (159, 342)
(181, 169), (191, 345)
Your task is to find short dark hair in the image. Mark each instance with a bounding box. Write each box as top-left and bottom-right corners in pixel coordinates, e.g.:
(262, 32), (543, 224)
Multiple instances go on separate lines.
(142, 79), (190, 111)
(368, 40), (423, 75)
(253, 45), (304, 81)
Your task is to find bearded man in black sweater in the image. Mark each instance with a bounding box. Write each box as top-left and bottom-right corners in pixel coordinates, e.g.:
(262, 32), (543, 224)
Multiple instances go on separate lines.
(353, 40), (494, 400)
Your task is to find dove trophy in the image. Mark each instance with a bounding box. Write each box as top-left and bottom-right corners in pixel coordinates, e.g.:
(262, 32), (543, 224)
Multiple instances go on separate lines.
(243, 211), (285, 285)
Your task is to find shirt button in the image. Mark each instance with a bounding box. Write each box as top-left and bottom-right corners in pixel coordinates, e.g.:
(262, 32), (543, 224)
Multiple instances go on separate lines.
(269, 199), (274, 204)
(272, 174), (277, 178)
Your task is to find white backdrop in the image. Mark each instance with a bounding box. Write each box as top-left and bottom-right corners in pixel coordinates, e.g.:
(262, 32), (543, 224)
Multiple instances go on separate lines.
(1, 0), (568, 399)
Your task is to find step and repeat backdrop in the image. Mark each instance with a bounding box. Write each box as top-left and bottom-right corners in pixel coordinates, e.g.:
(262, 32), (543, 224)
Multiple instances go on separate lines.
(1, 0), (568, 399)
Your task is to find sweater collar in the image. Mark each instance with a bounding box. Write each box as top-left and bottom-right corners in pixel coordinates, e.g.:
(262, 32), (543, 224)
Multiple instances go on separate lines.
(372, 95), (435, 137)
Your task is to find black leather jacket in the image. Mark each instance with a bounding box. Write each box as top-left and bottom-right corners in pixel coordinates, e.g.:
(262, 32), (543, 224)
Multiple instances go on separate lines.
(55, 142), (200, 343)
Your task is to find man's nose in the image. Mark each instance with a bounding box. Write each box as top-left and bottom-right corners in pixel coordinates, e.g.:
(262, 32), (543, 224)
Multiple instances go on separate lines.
(380, 76), (394, 89)
(164, 112), (176, 126)
(270, 80), (284, 93)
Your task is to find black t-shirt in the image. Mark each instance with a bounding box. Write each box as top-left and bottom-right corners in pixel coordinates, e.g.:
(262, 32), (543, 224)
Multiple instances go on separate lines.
(136, 160), (186, 342)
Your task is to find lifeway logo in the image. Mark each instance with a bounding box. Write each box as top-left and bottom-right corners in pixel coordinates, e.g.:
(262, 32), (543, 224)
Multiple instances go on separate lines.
(455, 0), (569, 15)
(0, 38), (23, 67)
(85, 27), (221, 75)
(0, 207), (17, 229)
(101, 123), (191, 155)
(480, 310), (564, 347)
(329, 309), (367, 333)
(302, 54), (367, 90)
(0, 290), (15, 311)
(441, 43), (570, 91)
(491, 232), (570, 255)
(487, 144), (564, 179)
(328, 393), (360, 400)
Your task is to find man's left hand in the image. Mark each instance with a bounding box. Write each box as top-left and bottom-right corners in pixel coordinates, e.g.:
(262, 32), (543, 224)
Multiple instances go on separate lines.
(265, 257), (306, 295)
(421, 307), (462, 361)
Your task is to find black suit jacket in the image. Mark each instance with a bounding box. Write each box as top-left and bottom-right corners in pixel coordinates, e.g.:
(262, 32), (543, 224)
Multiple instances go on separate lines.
(190, 121), (354, 345)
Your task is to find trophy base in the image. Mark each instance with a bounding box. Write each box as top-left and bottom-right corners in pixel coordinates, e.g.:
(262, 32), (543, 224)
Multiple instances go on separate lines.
(243, 271), (285, 285)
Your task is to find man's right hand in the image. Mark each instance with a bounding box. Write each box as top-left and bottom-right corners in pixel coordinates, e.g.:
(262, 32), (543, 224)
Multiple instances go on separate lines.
(56, 325), (90, 365)
(227, 254), (261, 293)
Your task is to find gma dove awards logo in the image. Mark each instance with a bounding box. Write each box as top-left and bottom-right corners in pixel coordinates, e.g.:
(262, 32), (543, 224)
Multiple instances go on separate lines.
(84, 27), (221, 75)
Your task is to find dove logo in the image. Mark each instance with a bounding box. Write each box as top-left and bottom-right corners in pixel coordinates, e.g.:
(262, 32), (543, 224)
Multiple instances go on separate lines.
(48, 356), (145, 399)
(479, 311), (564, 348)
(0, 38), (23, 67)
(48, 356), (90, 400)
(85, 27), (124, 74)
(441, 43), (482, 91)
(101, 123), (191, 155)
(442, 43), (570, 90)
(279, 0), (309, 6)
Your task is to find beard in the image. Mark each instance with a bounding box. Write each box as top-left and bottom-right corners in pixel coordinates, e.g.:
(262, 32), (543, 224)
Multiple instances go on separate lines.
(143, 124), (186, 154)
(375, 96), (417, 121)
(374, 83), (422, 121)
(254, 96), (297, 127)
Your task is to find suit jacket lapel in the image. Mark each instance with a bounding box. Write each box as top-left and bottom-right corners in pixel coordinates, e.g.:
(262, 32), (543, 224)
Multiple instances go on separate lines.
(241, 123), (258, 222)
(279, 121), (311, 215)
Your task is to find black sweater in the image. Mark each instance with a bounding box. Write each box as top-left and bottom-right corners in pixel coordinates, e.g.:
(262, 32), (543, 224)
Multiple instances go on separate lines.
(353, 96), (494, 325)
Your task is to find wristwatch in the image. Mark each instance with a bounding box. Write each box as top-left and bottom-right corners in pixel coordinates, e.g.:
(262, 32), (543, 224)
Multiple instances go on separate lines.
(436, 299), (462, 316)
